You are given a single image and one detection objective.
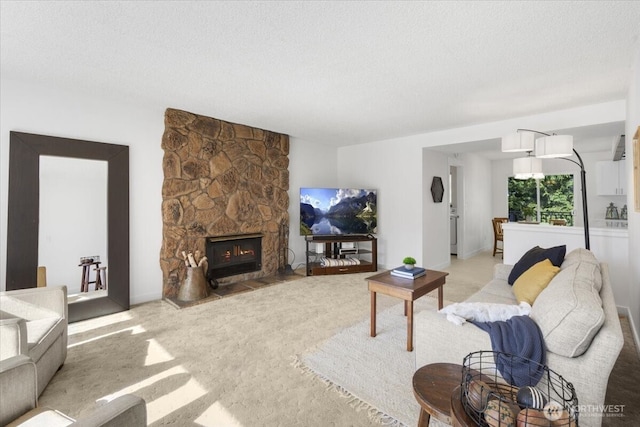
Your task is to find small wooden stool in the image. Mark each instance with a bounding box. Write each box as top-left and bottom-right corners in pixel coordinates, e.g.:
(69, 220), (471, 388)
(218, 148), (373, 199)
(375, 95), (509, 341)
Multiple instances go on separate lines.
(94, 266), (107, 291)
(412, 363), (463, 426)
(79, 261), (101, 292)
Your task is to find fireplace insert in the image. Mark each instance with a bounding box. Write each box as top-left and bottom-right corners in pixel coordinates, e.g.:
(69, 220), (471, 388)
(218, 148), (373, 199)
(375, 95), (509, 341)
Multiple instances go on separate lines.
(206, 234), (262, 287)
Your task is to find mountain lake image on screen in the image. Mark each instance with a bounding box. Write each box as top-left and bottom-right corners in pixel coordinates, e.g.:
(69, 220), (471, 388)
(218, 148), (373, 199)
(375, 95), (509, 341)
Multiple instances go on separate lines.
(299, 187), (377, 235)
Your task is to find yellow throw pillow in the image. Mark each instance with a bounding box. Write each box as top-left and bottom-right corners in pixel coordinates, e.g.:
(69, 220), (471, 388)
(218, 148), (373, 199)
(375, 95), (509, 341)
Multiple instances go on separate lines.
(513, 259), (560, 305)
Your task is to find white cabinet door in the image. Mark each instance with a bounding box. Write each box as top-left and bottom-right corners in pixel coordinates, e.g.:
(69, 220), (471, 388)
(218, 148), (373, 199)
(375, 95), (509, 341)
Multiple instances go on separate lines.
(596, 161), (626, 195)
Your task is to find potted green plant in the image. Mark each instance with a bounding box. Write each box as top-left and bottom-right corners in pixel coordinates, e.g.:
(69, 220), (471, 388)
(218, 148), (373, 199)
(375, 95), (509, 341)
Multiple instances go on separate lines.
(403, 256), (417, 270)
(522, 205), (536, 222)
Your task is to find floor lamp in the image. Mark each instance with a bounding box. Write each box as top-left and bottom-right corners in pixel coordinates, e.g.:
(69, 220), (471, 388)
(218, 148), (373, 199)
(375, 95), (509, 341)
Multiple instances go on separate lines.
(502, 129), (590, 250)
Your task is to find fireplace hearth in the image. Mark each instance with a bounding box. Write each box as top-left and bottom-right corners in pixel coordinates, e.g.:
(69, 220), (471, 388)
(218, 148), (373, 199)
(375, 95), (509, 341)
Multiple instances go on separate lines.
(206, 234), (262, 284)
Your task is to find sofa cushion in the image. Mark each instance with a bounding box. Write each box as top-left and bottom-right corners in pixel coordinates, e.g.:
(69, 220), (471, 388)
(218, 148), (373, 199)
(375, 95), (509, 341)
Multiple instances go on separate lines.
(508, 245), (566, 285)
(513, 259), (560, 305)
(465, 290), (517, 305)
(561, 248), (602, 291)
(7, 406), (75, 427)
(530, 260), (604, 357)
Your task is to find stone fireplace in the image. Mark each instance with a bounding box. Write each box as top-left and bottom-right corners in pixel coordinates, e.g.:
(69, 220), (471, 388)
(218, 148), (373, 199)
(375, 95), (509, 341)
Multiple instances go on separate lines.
(160, 108), (289, 298)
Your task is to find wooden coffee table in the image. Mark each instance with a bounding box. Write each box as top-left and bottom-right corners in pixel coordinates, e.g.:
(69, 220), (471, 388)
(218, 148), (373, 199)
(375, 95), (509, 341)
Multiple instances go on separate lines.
(366, 269), (448, 351)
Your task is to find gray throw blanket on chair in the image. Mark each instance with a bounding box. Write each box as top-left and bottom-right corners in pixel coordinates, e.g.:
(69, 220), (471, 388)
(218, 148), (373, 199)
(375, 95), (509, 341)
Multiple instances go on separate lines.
(472, 315), (546, 387)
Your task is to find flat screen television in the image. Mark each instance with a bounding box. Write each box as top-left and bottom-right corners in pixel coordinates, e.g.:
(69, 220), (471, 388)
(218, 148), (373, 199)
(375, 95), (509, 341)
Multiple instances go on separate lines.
(300, 187), (377, 235)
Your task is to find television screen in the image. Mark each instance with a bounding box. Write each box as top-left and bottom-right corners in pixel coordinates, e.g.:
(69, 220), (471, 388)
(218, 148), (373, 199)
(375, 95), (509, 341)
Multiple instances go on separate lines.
(300, 187), (377, 235)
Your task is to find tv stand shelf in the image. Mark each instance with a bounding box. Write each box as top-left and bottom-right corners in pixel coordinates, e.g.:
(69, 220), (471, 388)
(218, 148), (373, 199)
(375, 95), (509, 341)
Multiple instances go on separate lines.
(305, 235), (377, 276)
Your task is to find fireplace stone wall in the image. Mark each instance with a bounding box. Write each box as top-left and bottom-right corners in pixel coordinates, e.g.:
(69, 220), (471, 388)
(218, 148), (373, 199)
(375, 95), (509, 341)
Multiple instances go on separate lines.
(160, 108), (289, 297)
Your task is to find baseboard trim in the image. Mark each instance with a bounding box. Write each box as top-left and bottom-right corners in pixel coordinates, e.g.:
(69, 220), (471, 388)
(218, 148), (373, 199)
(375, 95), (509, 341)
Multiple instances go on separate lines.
(617, 305), (640, 358)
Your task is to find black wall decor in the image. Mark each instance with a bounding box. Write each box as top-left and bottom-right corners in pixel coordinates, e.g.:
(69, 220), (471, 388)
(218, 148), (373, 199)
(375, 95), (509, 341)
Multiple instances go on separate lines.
(431, 176), (444, 203)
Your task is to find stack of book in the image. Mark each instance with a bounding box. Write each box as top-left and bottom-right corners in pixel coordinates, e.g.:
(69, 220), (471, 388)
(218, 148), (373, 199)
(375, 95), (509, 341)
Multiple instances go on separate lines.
(390, 265), (426, 279)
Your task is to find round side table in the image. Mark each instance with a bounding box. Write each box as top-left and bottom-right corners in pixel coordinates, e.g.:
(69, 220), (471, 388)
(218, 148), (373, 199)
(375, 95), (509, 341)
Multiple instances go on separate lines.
(412, 363), (463, 427)
(450, 385), (477, 427)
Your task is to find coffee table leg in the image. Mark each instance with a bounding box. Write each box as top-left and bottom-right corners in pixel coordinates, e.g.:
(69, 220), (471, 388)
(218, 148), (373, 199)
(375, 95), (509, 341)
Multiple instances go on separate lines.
(438, 285), (443, 309)
(370, 291), (376, 337)
(407, 300), (414, 351)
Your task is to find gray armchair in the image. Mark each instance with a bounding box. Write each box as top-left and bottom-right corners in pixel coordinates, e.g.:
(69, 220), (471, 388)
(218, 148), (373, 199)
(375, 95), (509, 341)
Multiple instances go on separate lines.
(0, 286), (68, 396)
(1, 355), (146, 426)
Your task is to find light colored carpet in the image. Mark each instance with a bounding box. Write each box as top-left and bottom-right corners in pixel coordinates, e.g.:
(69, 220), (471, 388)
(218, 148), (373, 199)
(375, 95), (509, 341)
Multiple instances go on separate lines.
(36, 251), (639, 426)
(294, 298), (446, 427)
(40, 273), (411, 426)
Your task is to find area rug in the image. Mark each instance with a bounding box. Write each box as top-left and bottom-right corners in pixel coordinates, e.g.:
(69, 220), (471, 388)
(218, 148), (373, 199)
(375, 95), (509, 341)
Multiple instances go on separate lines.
(294, 297), (450, 427)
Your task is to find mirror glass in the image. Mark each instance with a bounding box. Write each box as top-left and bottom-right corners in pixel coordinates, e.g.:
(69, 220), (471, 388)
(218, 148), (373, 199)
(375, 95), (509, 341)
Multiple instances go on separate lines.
(38, 156), (108, 302)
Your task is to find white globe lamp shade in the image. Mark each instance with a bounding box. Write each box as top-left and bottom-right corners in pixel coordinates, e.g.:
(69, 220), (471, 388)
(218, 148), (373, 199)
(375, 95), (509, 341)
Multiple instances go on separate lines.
(535, 135), (574, 158)
(502, 131), (535, 152)
(513, 157), (544, 180)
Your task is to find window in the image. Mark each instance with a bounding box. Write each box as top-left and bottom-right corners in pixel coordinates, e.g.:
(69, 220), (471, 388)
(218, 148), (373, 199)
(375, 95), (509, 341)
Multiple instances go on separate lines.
(508, 174), (574, 225)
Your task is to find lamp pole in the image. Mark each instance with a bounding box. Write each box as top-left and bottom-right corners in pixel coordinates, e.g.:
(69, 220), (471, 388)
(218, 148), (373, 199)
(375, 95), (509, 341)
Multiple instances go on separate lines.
(566, 149), (590, 250)
(516, 129), (590, 250)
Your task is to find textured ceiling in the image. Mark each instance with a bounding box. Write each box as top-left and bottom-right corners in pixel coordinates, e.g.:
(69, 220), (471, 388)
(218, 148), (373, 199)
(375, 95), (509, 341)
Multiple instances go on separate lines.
(1, 1), (639, 146)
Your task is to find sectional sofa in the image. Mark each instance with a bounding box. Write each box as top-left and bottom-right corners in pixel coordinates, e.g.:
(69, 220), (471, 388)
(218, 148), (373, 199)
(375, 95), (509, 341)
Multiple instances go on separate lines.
(415, 248), (624, 427)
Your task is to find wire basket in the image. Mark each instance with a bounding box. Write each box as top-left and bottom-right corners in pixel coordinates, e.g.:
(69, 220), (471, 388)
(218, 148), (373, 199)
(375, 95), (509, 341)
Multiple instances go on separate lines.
(461, 350), (578, 426)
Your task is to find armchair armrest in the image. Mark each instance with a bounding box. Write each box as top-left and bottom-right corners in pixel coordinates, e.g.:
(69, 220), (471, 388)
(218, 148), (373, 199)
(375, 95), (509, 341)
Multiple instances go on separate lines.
(0, 318), (28, 360)
(0, 355), (38, 426)
(0, 286), (68, 321)
(72, 395), (147, 427)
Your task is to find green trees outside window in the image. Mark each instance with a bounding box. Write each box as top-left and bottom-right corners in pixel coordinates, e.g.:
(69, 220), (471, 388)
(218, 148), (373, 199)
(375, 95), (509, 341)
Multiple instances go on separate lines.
(508, 174), (574, 224)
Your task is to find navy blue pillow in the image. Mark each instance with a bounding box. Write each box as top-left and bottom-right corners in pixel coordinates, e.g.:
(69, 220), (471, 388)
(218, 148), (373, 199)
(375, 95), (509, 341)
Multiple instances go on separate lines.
(507, 245), (566, 285)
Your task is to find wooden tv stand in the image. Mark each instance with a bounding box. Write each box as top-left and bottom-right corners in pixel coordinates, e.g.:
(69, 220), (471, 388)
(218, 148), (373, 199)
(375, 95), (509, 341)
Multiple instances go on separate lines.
(304, 234), (377, 276)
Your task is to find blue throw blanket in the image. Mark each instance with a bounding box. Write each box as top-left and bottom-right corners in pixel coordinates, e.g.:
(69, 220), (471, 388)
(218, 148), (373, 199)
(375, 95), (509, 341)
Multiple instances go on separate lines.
(472, 315), (546, 387)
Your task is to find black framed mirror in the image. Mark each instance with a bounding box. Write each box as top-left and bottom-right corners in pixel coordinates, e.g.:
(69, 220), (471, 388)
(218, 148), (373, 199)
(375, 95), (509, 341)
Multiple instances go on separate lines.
(6, 131), (129, 322)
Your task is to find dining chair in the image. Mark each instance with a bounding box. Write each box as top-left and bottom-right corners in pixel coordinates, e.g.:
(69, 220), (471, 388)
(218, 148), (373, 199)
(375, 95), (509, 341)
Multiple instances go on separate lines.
(550, 219), (567, 226)
(492, 217), (509, 257)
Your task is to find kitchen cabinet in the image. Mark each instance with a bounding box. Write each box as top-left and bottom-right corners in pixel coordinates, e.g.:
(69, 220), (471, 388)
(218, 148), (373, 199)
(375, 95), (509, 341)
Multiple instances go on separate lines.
(596, 160), (626, 196)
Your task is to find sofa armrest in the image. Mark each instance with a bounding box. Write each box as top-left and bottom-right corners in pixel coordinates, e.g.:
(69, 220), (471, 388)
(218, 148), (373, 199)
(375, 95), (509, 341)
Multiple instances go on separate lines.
(415, 308), (493, 368)
(0, 286), (68, 321)
(0, 318), (28, 360)
(71, 395), (147, 427)
(544, 263), (623, 427)
(0, 355), (38, 426)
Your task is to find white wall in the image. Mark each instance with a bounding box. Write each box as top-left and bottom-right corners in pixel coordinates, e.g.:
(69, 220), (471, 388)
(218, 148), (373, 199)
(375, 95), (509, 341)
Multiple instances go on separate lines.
(335, 101), (625, 274)
(422, 150), (450, 269)
(337, 141), (424, 269)
(625, 46), (640, 348)
(2, 73), (634, 323)
(1, 77), (165, 304)
(287, 138), (338, 272)
(457, 152), (493, 258)
(0, 77), (337, 301)
(491, 157), (513, 217)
